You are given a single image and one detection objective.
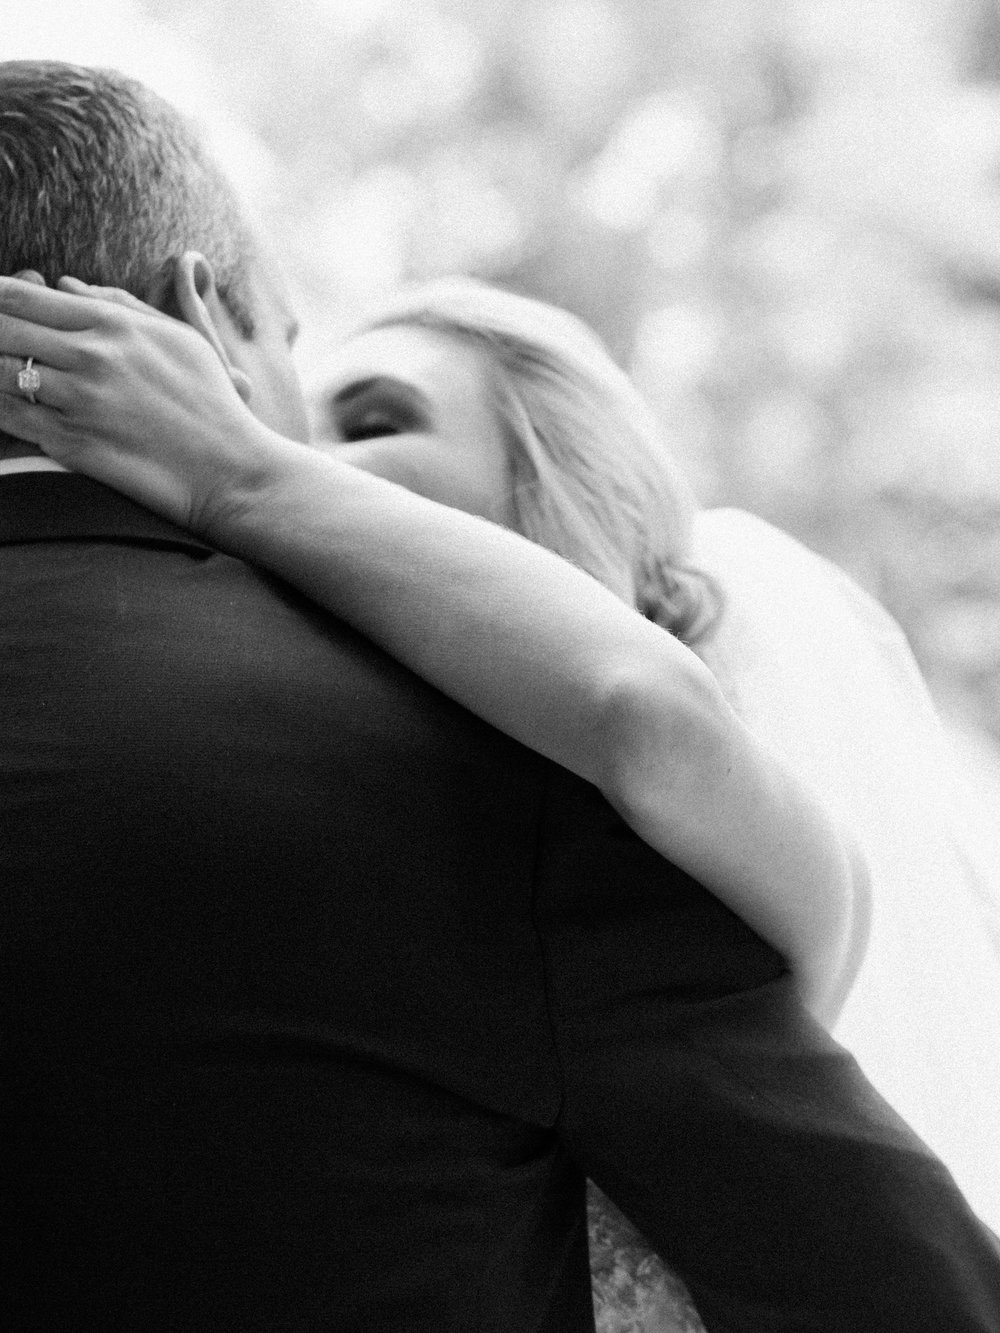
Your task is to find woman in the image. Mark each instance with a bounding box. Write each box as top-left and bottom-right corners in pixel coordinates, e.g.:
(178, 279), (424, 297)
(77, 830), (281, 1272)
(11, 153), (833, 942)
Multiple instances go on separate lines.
(335, 281), (1000, 1233)
(2, 271), (999, 1317)
(308, 276), (1000, 1231)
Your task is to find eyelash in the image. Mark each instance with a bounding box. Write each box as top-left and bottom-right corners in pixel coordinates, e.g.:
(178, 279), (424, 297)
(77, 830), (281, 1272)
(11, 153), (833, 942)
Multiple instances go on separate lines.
(337, 407), (404, 442)
(335, 392), (426, 443)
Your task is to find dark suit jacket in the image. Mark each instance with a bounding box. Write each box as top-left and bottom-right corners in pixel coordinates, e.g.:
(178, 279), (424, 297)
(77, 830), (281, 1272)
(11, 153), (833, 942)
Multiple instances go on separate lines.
(1, 472), (594, 1331)
(5, 472), (999, 1333)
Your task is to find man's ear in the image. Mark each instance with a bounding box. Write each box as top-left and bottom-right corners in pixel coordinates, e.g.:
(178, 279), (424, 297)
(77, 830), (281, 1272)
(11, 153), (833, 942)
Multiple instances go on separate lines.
(166, 251), (253, 404)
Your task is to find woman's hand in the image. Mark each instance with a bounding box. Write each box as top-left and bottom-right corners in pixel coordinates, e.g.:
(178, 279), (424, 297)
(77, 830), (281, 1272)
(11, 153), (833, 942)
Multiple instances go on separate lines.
(0, 274), (272, 533)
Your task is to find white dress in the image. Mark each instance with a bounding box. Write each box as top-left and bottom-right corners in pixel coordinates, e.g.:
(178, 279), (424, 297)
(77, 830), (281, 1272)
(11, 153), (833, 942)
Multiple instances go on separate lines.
(692, 508), (1000, 1232)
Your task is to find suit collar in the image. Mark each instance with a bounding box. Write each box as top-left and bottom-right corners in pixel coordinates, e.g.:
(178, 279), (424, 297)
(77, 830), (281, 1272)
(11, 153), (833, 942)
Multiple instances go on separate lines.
(0, 471), (214, 555)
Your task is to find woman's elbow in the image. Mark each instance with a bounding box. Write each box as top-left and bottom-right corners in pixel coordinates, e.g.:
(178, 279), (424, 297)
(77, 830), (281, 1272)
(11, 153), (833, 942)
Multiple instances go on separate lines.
(593, 651), (734, 816)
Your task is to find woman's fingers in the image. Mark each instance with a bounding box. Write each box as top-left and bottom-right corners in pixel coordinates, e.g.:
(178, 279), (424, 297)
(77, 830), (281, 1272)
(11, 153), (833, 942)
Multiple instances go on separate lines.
(0, 273), (163, 339)
(0, 391), (72, 456)
(0, 354), (73, 408)
(0, 274), (164, 329)
(0, 278), (179, 381)
(58, 276), (170, 321)
(0, 275), (107, 331)
(0, 286), (148, 373)
(0, 312), (85, 372)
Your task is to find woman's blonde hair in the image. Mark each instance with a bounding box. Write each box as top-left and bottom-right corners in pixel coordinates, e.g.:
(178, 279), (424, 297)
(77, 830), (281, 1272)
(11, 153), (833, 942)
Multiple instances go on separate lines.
(356, 277), (721, 644)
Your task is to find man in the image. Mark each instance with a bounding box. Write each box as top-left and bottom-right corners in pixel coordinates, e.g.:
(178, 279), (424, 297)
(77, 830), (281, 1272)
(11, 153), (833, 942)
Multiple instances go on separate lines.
(2, 60), (1000, 1333)
(0, 61), (593, 1331)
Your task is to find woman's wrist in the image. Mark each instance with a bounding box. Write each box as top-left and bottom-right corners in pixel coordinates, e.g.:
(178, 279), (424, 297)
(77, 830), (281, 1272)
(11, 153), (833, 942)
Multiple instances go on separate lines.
(192, 421), (317, 549)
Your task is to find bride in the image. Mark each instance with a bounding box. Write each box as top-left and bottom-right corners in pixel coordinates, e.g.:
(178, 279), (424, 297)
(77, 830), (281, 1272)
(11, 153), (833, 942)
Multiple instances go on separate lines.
(315, 277), (1000, 1231)
(1, 268), (999, 1321)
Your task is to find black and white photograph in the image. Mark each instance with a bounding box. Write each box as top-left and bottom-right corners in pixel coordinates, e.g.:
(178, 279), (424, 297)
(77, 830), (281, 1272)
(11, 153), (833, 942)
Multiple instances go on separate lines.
(3, 2), (1000, 1329)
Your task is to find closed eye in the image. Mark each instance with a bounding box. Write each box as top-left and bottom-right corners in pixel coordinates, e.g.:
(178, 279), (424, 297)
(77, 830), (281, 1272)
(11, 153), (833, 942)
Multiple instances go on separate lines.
(337, 406), (405, 442)
(328, 376), (432, 443)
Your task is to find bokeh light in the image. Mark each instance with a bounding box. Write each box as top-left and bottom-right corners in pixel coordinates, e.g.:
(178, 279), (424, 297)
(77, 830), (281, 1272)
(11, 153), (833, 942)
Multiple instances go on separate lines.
(6, 0), (1000, 767)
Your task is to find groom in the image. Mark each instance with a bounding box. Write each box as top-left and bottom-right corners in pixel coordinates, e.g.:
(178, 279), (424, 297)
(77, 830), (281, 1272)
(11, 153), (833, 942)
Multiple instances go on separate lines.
(2, 60), (1000, 1332)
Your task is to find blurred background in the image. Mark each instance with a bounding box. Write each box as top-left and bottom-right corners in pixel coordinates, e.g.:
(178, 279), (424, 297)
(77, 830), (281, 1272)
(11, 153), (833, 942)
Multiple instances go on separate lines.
(9, 0), (1000, 770)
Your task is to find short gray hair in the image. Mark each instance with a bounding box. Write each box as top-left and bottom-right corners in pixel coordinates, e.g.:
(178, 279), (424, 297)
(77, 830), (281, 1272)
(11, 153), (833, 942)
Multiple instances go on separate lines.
(0, 60), (256, 335)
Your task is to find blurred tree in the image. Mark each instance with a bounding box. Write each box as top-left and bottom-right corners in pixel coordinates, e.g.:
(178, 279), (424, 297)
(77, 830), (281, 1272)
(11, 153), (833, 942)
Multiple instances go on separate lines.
(962, 0), (1000, 80)
(117, 0), (1000, 751)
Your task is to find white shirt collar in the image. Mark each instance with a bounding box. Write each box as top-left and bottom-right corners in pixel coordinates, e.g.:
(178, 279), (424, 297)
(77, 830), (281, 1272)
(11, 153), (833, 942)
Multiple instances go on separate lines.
(0, 457), (70, 476)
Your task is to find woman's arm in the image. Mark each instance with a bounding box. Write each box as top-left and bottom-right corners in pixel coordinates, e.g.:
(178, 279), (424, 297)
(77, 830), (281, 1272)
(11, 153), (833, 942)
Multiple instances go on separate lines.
(0, 275), (867, 1021)
(211, 438), (868, 1023)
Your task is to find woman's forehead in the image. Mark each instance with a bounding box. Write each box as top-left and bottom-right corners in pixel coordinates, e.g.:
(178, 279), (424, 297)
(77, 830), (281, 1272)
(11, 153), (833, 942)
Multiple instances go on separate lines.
(331, 323), (489, 393)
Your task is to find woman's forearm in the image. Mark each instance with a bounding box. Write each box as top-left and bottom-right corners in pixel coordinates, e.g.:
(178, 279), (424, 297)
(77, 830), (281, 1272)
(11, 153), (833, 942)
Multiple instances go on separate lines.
(205, 432), (866, 1020)
(203, 430), (705, 783)
(602, 666), (870, 1023)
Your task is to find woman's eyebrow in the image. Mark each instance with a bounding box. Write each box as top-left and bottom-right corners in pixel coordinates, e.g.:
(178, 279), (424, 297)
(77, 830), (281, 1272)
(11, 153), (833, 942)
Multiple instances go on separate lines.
(330, 375), (433, 411)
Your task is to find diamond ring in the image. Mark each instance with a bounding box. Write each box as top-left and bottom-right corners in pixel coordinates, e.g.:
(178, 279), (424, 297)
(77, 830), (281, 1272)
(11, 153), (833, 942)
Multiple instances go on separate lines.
(17, 356), (41, 404)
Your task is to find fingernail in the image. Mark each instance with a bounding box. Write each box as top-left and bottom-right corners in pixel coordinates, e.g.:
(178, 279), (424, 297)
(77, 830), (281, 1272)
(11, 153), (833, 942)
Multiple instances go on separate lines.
(15, 270), (46, 286)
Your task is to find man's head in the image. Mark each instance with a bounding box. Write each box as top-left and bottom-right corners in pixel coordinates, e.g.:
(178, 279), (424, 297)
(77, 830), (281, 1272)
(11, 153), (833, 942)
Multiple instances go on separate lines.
(0, 61), (307, 443)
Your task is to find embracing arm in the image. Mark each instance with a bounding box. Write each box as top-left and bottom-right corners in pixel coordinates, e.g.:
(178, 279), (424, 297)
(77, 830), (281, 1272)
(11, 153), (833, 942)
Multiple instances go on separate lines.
(0, 275), (867, 1022)
(213, 441), (868, 1022)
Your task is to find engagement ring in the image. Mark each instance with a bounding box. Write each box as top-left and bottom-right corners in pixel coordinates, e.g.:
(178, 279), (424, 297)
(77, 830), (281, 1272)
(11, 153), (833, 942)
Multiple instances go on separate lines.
(17, 356), (41, 404)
